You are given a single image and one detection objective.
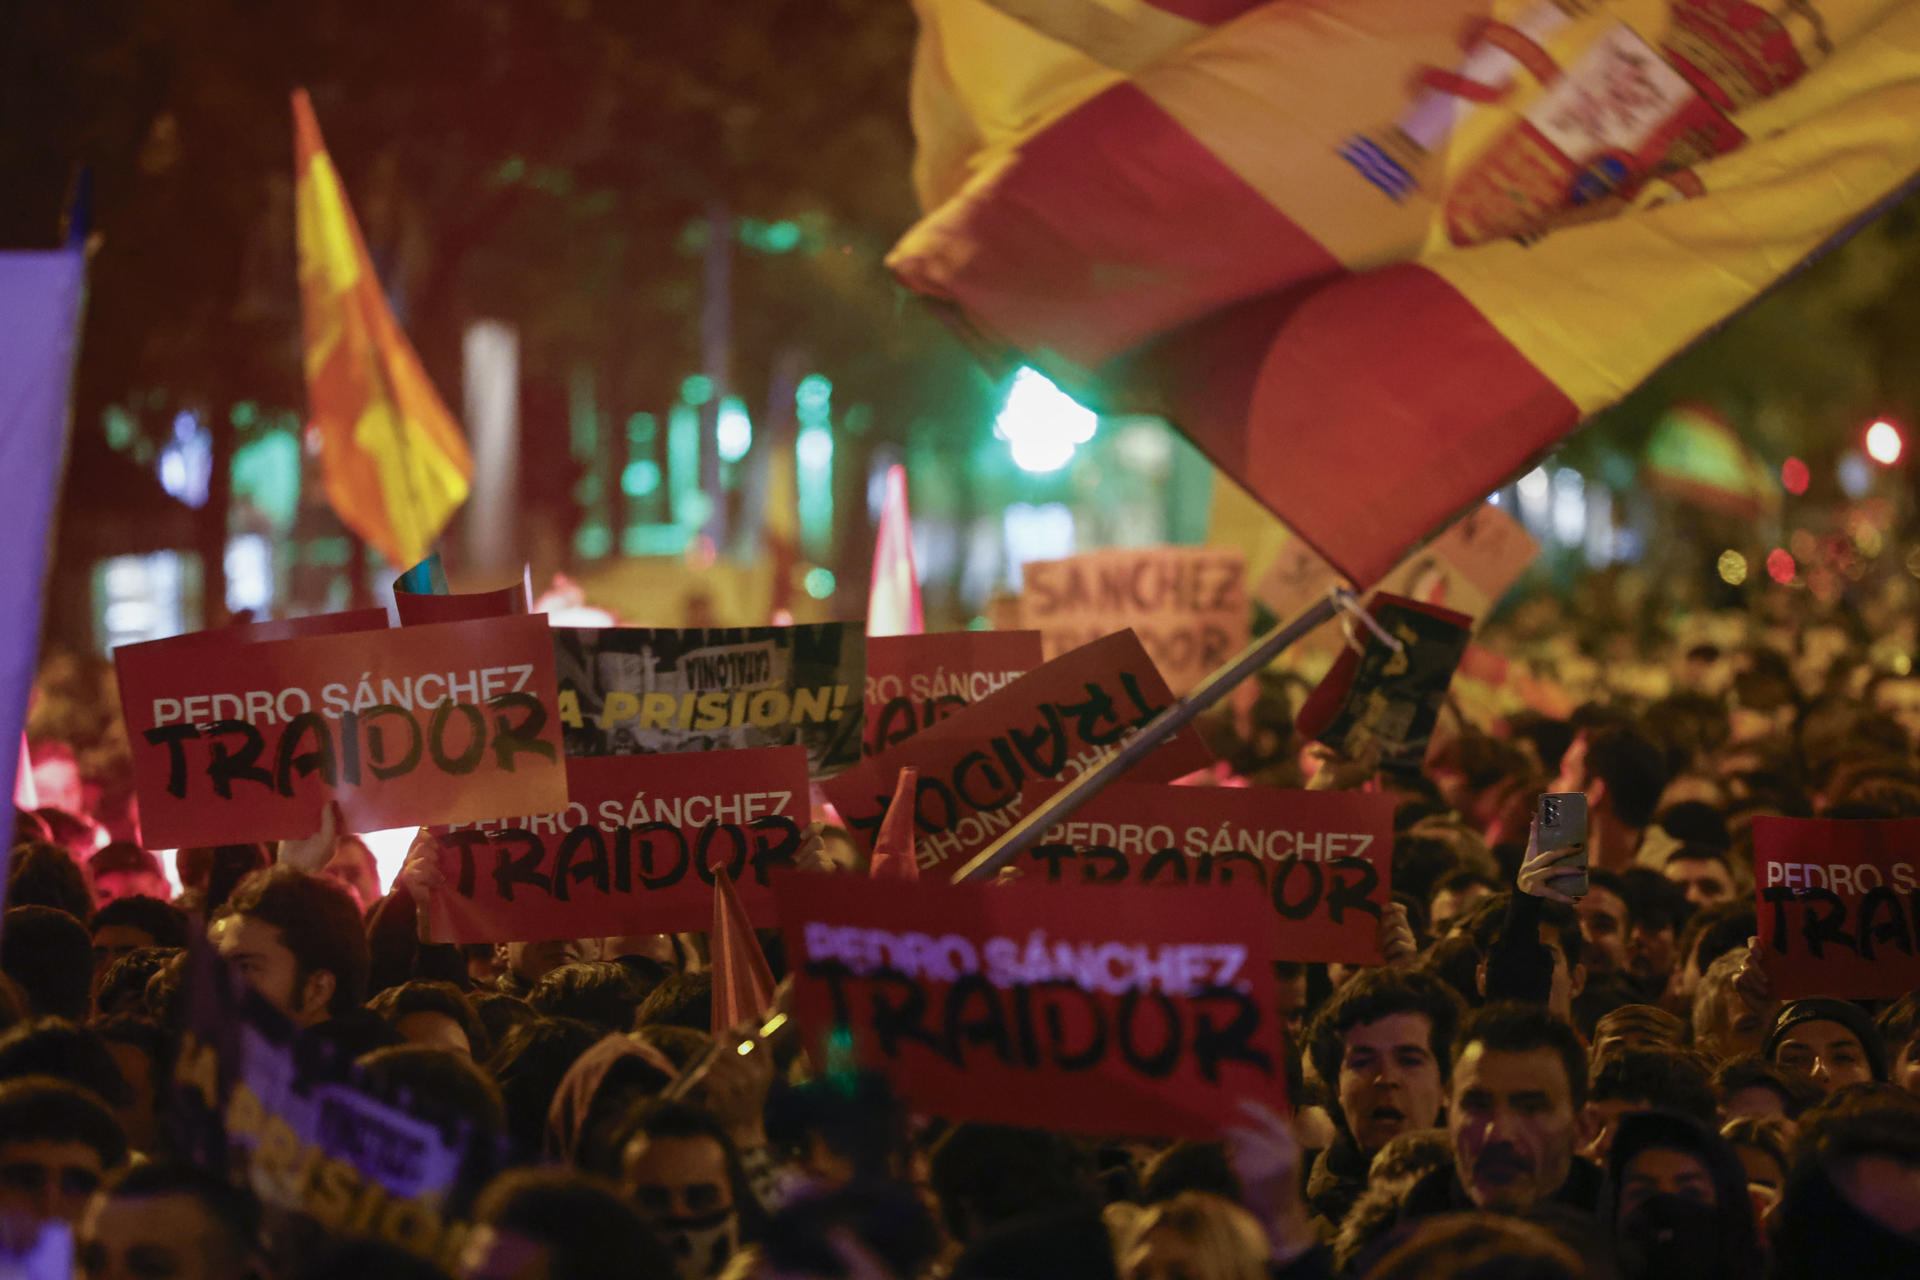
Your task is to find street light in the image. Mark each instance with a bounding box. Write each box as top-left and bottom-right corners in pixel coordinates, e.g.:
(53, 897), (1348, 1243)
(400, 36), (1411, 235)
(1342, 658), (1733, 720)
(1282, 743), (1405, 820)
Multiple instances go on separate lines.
(1866, 419), (1903, 466)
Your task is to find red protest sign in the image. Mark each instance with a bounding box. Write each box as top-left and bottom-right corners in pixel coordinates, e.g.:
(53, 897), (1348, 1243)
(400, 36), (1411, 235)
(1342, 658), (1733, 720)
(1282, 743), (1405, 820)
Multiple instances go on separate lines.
(1754, 816), (1920, 1001)
(863, 631), (1044, 756)
(778, 874), (1289, 1138)
(1021, 782), (1393, 964)
(116, 616), (567, 847)
(230, 609), (394, 642)
(393, 580), (530, 626)
(1021, 548), (1247, 694)
(821, 630), (1213, 871)
(426, 747), (811, 942)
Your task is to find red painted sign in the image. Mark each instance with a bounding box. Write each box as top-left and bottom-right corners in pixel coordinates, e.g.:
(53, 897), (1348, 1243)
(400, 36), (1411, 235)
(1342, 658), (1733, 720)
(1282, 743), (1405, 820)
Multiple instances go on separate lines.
(863, 630), (1044, 756)
(779, 873), (1289, 1138)
(1754, 816), (1920, 1000)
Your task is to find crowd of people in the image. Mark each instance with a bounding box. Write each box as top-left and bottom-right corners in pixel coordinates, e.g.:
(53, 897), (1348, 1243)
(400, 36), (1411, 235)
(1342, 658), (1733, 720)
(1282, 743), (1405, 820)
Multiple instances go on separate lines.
(4, 584), (1920, 1280)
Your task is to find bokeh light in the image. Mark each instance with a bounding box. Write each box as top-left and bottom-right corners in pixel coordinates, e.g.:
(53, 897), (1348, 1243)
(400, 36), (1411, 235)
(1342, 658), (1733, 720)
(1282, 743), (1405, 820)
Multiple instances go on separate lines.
(1780, 456), (1809, 494)
(1716, 550), (1747, 585)
(1866, 419), (1903, 465)
(1766, 548), (1797, 584)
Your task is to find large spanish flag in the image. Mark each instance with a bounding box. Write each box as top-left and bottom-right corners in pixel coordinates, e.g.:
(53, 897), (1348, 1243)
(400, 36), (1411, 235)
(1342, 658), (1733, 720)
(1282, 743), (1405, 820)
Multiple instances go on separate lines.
(294, 90), (472, 568)
(894, 0), (1920, 587)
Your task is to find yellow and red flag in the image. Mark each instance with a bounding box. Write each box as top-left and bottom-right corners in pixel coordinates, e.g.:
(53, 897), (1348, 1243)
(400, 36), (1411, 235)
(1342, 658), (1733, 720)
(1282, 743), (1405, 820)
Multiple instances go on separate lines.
(893, 1), (1920, 587)
(294, 89), (472, 568)
(868, 464), (924, 637)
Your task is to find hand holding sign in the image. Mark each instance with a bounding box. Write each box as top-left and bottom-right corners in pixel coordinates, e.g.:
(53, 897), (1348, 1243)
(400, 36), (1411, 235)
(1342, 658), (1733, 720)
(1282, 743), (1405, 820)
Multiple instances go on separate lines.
(1753, 816), (1920, 1000)
(277, 799), (342, 873)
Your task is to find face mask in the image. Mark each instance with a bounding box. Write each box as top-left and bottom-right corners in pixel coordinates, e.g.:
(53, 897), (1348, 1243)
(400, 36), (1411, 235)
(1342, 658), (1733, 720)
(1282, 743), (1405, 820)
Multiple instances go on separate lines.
(659, 1209), (740, 1280)
(1621, 1193), (1722, 1279)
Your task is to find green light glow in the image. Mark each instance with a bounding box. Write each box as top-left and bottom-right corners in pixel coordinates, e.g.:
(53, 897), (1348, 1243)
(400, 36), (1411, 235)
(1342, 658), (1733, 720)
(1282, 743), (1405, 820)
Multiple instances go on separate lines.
(680, 375), (714, 407)
(622, 459), (661, 497)
(805, 567), (836, 599)
(716, 395), (753, 463)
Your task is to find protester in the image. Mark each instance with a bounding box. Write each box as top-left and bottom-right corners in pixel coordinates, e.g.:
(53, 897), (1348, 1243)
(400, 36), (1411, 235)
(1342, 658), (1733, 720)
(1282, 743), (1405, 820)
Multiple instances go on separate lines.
(77, 1161), (262, 1280)
(0, 1076), (127, 1226)
(1765, 998), (1886, 1094)
(1596, 1110), (1761, 1280)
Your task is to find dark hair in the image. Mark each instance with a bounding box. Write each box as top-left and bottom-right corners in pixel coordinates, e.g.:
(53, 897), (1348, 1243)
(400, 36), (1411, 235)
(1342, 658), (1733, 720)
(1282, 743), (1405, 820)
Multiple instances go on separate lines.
(95, 947), (179, 1019)
(1665, 843), (1733, 874)
(1139, 1141), (1240, 1204)
(1307, 969), (1464, 1127)
(1430, 868), (1501, 904)
(1591, 1003), (1686, 1051)
(634, 970), (712, 1033)
(216, 866), (369, 1017)
(470, 991), (537, 1048)
(1392, 834), (1467, 907)
(1678, 901), (1756, 975)
(5, 842), (93, 923)
(177, 843), (273, 911)
(1654, 800), (1730, 849)
(1712, 1054), (1817, 1118)
(0, 1075), (126, 1167)
(760, 1179), (941, 1280)
(1874, 990), (1920, 1066)
(287, 1238), (449, 1280)
(93, 1013), (168, 1078)
(356, 1044), (506, 1139)
(1454, 1003), (1589, 1109)
(529, 961), (648, 1033)
(1468, 894), (1583, 973)
(1366, 1212), (1584, 1280)
(0, 1016), (131, 1107)
(101, 1160), (261, 1264)
(367, 980), (486, 1057)
(1, 904), (94, 1020)
(1583, 724), (1669, 830)
(617, 1100), (767, 1236)
(1587, 1047), (1715, 1124)
(488, 1016), (602, 1156)
(1615, 867), (1691, 936)
(473, 1167), (675, 1280)
(633, 1023), (713, 1072)
(91, 841), (167, 880)
(928, 1123), (1095, 1243)
(91, 895), (190, 949)
(1421, 933), (1486, 1010)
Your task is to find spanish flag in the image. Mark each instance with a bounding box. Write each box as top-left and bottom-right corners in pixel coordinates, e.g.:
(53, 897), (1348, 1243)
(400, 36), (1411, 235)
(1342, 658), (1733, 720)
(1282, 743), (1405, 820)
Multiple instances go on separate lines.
(294, 90), (472, 568)
(894, 1), (1920, 587)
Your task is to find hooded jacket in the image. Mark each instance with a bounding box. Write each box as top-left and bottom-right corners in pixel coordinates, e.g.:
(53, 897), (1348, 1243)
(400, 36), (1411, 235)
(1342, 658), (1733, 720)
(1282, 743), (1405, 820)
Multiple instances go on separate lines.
(1597, 1110), (1761, 1280)
(543, 1032), (679, 1170)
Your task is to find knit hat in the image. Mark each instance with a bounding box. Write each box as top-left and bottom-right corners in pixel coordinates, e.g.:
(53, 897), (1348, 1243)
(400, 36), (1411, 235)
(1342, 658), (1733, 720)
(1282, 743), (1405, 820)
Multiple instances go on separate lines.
(1765, 998), (1888, 1080)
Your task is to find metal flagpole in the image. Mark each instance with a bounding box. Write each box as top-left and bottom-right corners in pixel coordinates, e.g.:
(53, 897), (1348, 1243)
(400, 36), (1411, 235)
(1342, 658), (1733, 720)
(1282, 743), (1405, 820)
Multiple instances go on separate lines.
(950, 589), (1352, 883)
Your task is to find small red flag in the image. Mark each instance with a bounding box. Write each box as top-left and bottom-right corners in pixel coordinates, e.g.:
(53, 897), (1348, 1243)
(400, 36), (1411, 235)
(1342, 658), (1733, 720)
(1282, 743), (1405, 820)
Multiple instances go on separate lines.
(868, 466), (922, 637)
(867, 767), (920, 881)
(710, 861), (776, 1035)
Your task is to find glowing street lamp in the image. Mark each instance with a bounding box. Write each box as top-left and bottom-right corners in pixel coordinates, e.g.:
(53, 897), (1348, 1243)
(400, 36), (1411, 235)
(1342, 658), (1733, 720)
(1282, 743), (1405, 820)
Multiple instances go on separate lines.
(994, 367), (1097, 473)
(1866, 419), (1903, 466)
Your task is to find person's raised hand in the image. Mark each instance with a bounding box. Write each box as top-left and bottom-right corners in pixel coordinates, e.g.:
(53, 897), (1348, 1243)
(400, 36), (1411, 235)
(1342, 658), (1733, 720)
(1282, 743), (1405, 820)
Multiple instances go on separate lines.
(1379, 900), (1419, 968)
(1224, 1099), (1316, 1265)
(278, 799), (341, 873)
(397, 827), (449, 942)
(792, 821), (834, 873)
(1515, 816), (1584, 904)
(1733, 935), (1774, 1013)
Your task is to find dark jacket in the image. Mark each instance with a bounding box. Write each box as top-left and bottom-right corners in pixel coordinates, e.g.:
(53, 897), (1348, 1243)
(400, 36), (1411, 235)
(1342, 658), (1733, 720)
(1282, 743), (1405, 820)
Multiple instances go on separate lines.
(1304, 1133), (1371, 1238)
(1394, 1152), (1604, 1225)
(1769, 1157), (1920, 1279)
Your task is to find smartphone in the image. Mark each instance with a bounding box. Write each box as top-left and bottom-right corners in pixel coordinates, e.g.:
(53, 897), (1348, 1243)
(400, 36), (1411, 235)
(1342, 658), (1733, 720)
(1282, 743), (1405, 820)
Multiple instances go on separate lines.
(1536, 792), (1588, 900)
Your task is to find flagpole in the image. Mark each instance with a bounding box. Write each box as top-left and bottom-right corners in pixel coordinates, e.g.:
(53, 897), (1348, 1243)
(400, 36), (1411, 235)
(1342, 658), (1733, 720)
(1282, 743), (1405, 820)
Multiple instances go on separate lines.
(949, 590), (1347, 884)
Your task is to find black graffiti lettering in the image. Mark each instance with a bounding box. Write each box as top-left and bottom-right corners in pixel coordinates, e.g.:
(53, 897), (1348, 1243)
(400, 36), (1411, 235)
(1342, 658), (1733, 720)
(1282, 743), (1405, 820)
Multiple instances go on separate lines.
(363, 705), (423, 781)
(1763, 886), (1795, 954)
(925, 695), (966, 727)
(870, 698), (919, 755)
(1800, 888), (1855, 959)
(273, 712), (338, 798)
(810, 961), (857, 1028)
(1140, 847), (1190, 885)
(1271, 858), (1325, 920)
(944, 973), (1016, 1066)
(1010, 983), (1041, 1068)
(204, 720), (272, 800)
(1324, 855), (1383, 923)
(428, 702), (487, 776)
(1059, 683), (1125, 747)
(335, 711), (362, 785)
(1082, 844), (1127, 884)
(633, 823), (690, 889)
(1190, 988), (1274, 1083)
(550, 825), (609, 900)
(442, 830), (491, 898)
(490, 829), (550, 901)
(1030, 843), (1077, 881)
(954, 749), (1020, 813)
(913, 776), (960, 834)
(1116, 989), (1182, 1080)
(1009, 706), (1070, 776)
(489, 692), (555, 771)
(1035, 979), (1106, 1071)
(1858, 887), (1915, 961)
(695, 821), (749, 885)
(1206, 850), (1266, 889)
(749, 815), (805, 884)
(868, 970), (950, 1065)
(1118, 670), (1167, 729)
(611, 826), (633, 893)
(143, 723), (200, 799)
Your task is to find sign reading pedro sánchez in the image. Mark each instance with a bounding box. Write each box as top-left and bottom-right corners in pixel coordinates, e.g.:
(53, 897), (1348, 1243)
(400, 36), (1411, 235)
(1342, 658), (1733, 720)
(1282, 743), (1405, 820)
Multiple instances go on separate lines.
(426, 747), (813, 942)
(115, 615), (568, 848)
(778, 874), (1289, 1138)
(552, 624), (864, 778)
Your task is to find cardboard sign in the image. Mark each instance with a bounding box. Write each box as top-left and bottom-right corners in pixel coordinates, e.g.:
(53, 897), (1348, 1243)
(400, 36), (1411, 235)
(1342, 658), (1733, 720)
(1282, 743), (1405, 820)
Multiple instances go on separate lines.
(552, 624), (864, 779)
(116, 616), (568, 847)
(864, 630), (1045, 756)
(1022, 548), (1247, 694)
(1021, 782), (1392, 963)
(1375, 504), (1537, 622)
(1754, 816), (1920, 1000)
(1296, 594), (1472, 774)
(822, 630), (1213, 870)
(778, 874), (1289, 1138)
(169, 947), (506, 1276)
(425, 747), (812, 942)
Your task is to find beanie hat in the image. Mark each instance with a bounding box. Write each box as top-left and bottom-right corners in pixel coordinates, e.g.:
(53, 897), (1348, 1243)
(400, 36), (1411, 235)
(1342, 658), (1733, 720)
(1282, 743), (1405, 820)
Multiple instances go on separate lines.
(1765, 998), (1887, 1080)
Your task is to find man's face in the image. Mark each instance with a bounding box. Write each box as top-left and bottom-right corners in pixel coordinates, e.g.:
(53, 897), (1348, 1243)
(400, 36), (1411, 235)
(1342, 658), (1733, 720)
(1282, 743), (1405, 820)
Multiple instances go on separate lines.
(1871, 676), (1920, 749)
(209, 915), (325, 1027)
(92, 923), (157, 991)
(78, 1191), (244, 1280)
(1774, 1018), (1875, 1094)
(1336, 1012), (1445, 1154)
(1275, 967), (1309, 1041)
(623, 1134), (737, 1280)
(1429, 884), (1492, 940)
(1664, 857), (1735, 908)
(1626, 917), (1677, 987)
(93, 871), (171, 907)
(1577, 886), (1630, 974)
(1893, 1035), (1920, 1097)
(1618, 1147), (1716, 1219)
(1449, 1044), (1580, 1211)
(501, 938), (600, 983)
(0, 1138), (105, 1225)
